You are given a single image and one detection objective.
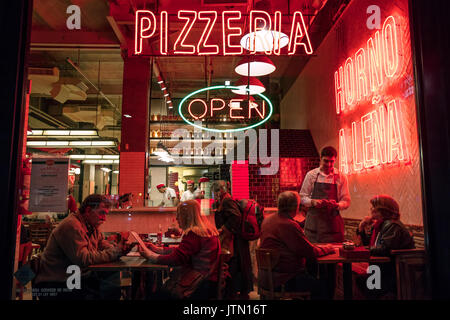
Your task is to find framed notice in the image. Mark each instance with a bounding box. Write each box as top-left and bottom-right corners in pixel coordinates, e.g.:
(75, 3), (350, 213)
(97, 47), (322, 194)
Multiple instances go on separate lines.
(29, 158), (69, 212)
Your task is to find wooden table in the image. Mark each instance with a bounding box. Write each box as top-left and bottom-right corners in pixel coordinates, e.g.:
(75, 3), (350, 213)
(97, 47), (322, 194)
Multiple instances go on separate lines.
(88, 256), (171, 299)
(316, 244), (391, 300)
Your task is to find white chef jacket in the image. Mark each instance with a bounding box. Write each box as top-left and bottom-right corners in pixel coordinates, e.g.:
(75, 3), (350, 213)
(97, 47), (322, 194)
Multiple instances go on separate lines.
(180, 189), (202, 202)
(180, 190), (195, 202)
(159, 187), (177, 207)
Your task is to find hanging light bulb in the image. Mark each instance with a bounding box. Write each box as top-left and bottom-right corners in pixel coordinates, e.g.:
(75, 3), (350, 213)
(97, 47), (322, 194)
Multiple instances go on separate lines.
(240, 29), (289, 52)
(235, 56), (276, 77)
(231, 76), (266, 95)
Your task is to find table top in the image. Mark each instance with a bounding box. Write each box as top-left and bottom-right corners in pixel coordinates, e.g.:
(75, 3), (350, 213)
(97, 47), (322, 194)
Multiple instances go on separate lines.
(316, 244), (391, 264)
(88, 256), (171, 271)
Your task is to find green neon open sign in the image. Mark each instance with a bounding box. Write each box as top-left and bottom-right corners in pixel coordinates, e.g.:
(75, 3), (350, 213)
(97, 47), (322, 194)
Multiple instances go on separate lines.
(178, 85), (273, 133)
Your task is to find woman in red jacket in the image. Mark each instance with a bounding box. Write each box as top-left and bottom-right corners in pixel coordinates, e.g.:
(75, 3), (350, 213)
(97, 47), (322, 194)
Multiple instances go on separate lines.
(139, 200), (220, 299)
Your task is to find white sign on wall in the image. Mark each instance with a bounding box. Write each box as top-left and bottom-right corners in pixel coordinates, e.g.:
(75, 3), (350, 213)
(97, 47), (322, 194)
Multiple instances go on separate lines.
(29, 158), (69, 212)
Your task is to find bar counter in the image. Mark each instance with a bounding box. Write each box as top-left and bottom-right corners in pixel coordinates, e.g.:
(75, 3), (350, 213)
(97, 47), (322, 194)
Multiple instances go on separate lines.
(100, 206), (278, 234)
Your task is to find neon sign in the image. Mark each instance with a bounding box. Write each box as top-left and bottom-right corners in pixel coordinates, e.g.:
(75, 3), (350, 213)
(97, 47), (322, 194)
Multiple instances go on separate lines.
(335, 15), (410, 174)
(334, 16), (401, 115)
(178, 85), (273, 132)
(135, 10), (313, 56)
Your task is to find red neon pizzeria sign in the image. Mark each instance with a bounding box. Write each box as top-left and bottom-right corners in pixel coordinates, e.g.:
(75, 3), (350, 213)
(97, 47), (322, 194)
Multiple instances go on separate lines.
(335, 15), (411, 175)
(134, 10), (313, 56)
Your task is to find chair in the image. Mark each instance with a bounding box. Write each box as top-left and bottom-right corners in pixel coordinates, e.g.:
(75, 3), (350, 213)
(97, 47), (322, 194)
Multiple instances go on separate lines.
(256, 248), (311, 300)
(216, 249), (232, 300)
(29, 223), (53, 251)
(391, 248), (430, 300)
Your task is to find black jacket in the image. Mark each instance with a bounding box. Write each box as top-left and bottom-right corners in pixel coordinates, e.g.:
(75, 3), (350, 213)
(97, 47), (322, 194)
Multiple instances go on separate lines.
(358, 219), (415, 256)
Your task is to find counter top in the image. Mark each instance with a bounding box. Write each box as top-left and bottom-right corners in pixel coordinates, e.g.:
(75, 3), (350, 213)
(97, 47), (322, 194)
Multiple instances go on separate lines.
(110, 206), (278, 214)
(110, 207), (178, 214)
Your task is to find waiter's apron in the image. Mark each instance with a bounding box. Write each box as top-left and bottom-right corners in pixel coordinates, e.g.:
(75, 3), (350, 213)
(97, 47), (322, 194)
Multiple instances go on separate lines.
(304, 173), (344, 243)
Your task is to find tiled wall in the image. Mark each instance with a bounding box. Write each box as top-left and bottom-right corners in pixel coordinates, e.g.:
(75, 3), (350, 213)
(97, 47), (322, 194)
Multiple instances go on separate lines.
(247, 129), (320, 207)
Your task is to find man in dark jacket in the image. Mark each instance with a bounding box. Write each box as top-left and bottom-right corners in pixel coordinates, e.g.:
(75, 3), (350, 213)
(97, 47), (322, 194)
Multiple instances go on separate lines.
(212, 180), (253, 299)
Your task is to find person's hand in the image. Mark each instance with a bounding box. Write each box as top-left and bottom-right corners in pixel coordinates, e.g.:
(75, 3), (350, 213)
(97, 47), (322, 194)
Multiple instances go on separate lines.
(145, 241), (161, 253)
(359, 216), (373, 231)
(312, 199), (324, 208)
(119, 241), (136, 256)
(138, 245), (158, 262)
(322, 244), (335, 254)
(327, 200), (339, 210)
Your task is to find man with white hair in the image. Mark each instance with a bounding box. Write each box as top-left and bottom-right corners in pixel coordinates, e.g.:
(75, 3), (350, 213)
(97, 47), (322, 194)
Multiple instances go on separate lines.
(259, 191), (334, 299)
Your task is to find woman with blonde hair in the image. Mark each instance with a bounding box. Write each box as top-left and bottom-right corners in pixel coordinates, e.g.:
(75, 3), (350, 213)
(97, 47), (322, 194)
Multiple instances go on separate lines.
(139, 200), (220, 299)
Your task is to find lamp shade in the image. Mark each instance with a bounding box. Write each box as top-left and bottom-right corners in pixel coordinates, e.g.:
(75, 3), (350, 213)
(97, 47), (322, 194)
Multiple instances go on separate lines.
(231, 77), (266, 95)
(232, 94), (256, 103)
(240, 30), (289, 52)
(235, 56), (276, 77)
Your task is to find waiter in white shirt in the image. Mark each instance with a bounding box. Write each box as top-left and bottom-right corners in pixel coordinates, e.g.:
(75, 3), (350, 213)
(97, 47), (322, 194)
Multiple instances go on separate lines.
(180, 180), (197, 201)
(300, 146), (351, 243)
(156, 184), (179, 207)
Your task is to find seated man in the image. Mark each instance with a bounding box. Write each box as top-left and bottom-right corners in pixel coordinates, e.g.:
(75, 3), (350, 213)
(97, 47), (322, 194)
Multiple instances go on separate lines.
(258, 191), (334, 299)
(34, 194), (132, 300)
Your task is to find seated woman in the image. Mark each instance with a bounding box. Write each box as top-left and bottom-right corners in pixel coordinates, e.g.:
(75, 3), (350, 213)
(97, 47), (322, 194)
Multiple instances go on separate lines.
(139, 200), (220, 300)
(355, 194), (415, 298)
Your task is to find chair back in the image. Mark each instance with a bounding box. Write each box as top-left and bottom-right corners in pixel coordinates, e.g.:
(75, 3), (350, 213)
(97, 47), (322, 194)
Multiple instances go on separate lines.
(255, 248), (279, 299)
(29, 223), (53, 251)
(391, 248), (430, 300)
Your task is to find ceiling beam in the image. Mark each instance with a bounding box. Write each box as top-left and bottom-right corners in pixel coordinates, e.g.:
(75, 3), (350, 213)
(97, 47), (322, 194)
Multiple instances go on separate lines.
(106, 16), (128, 48)
(31, 30), (120, 47)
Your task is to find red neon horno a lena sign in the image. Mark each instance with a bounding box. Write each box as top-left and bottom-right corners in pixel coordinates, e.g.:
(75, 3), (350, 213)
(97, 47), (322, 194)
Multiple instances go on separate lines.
(134, 10), (313, 56)
(335, 15), (410, 175)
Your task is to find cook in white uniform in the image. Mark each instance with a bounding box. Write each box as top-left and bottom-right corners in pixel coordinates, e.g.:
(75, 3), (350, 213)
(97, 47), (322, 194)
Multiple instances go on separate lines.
(180, 180), (202, 202)
(156, 184), (179, 207)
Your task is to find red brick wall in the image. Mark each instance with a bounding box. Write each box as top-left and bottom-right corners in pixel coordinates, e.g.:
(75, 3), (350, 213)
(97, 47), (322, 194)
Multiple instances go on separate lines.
(231, 161), (249, 200)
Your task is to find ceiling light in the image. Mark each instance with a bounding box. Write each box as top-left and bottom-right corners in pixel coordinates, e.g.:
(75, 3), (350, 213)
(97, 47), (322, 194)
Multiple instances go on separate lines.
(102, 155), (120, 159)
(163, 92), (169, 97)
(83, 159), (119, 164)
(43, 130), (70, 136)
(240, 30), (289, 52)
(46, 141), (69, 146)
(69, 141), (92, 146)
(161, 86), (167, 91)
(124, 114), (132, 118)
(233, 94), (256, 102)
(69, 155), (119, 160)
(101, 167), (112, 172)
(83, 155), (102, 159)
(91, 141), (116, 146)
(157, 76), (164, 84)
(113, 170), (119, 174)
(235, 56), (276, 77)
(167, 100), (172, 104)
(231, 76), (266, 95)
(27, 140), (117, 148)
(28, 129), (99, 138)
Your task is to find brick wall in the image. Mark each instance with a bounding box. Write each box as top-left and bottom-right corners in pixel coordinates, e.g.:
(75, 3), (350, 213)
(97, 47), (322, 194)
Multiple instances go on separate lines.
(248, 129), (320, 207)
